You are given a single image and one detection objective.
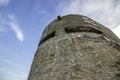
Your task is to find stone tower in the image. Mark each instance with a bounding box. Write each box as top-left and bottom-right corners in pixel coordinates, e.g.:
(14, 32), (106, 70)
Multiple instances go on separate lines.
(28, 14), (120, 80)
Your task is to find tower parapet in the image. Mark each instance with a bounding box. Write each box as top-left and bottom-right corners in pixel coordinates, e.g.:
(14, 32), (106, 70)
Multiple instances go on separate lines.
(39, 14), (120, 45)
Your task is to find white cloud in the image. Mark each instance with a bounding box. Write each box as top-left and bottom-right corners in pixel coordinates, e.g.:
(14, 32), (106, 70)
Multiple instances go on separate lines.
(0, 0), (9, 6)
(0, 19), (7, 32)
(59, 0), (81, 15)
(7, 14), (24, 42)
(58, 0), (120, 38)
(38, 10), (46, 15)
(0, 58), (28, 80)
(0, 27), (5, 32)
(0, 71), (28, 80)
(0, 14), (24, 42)
(59, 0), (120, 28)
(0, 44), (29, 80)
(9, 22), (24, 42)
(8, 14), (15, 21)
(112, 25), (120, 39)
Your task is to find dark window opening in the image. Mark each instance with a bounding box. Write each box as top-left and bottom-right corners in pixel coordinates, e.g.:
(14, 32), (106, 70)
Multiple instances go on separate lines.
(65, 26), (102, 34)
(39, 31), (55, 45)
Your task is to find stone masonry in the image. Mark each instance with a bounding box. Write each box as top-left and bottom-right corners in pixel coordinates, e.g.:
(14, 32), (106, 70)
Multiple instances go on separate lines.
(28, 14), (120, 80)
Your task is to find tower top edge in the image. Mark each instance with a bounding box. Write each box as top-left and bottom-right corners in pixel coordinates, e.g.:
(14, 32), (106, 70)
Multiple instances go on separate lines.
(39, 14), (120, 45)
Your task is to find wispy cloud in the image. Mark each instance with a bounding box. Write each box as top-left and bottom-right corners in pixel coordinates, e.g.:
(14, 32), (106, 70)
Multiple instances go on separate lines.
(0, 56), (28, 80)
(8, 14), (24, 42)
(0, 26), (5, 32)
(59, 0), (81, 15)
(59, 0), (120, 28)
(0, 69), (28, 80)
(0, 14), (24, 42)
(0, 18), (7, 32)
(8, 14), (15, 21)
(112, 25), (120, 39)
(0, 0), (9, 6)
(38, 10), (46, 15)
(9, 22), (24, 42)
(58, 0), (120, 38)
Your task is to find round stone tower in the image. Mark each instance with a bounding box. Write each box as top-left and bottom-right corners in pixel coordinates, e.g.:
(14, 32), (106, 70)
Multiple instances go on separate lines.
(28, 14), (120, 80)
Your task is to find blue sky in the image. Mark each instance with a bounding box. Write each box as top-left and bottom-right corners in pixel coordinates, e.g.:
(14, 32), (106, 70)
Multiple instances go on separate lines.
(0, 0), (120, 80)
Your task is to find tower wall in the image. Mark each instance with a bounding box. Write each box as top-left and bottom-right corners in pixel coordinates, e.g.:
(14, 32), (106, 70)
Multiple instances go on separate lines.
(28, 15), (120, 80)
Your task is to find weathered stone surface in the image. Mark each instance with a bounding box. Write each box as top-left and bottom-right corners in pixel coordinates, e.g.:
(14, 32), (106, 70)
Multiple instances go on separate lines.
(28, 14), (120, 80)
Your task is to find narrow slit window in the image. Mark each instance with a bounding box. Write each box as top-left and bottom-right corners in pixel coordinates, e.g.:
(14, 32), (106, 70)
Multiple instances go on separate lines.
(40, 31), (55, 44)
(65, 27), (80, 33)
(65, 27), (102, 34)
